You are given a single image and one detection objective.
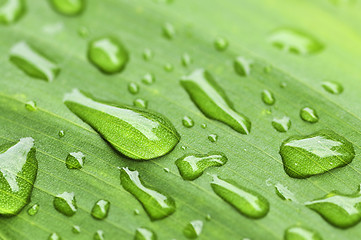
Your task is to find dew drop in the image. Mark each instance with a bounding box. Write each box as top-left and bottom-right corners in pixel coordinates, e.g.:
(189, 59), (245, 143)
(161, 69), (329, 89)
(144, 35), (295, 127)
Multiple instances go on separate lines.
(164, 63), (174, 72)
(211, 175), (269, 219)
(182, 116), (194, 128)
(48, 233), (61, 240)
(66, 152), (84, 169)
(275, 183), (297, 202)
(134, 209), (140, 215)
(272, 116), (291, 133)
(201, 123), (207, 129)
(264, 66), (272, 73)
(53, 192), (77, 216)
(133, 98), (148, 109)
(141, 73), (155, 85)
(10, 41), (60, 81)
(162, 22), (175, 39)
(64, 89), (180, 160)
(58, 130), (65, 137)
(268, 28), (324, 55)
(284, 226), (322, 240)
(208, 134), (218, 143)
(94, 230), (104, 240)
(183, 220), (203, 239)
(280, 82), (287, 88)
(321, 81), (343, 95)
(27, 203), (39, 216)
(0, 0), (25, 25)
(214, 37), (228, 51)
(181, 69), (251, 134)
(300, 107), (319, 123)
(234, 56), (252, 77)
(120, 167), (176, 220)
(72, 225), (81, 234)
(128, 82), (140, 94)
(49, 0), (85, 16)
(205, 214), (211, 221)
(0, 137), (38, 216)
(88, 37), (129, 74)
(261, 90), (275, 105)
(181, 53), (192, 67)
(143, 48), (154, 61)
(25, 100), (37, 111)
(91, 199), (110, 220)
(176, 152), (227, 180)
(163, 168), (170, 173)
(77, 26), (89, 38)
(280, 130), (355, 178)
(134, 227), (157, 240)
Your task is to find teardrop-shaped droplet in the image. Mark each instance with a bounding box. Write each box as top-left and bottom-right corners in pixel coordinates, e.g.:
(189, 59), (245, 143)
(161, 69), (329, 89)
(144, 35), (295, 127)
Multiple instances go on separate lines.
(272, 116), (291, 133)
(208, 134), (218, 143)
(94, 230), (104, 240)
(0, 137), (37, 216)
(134, 227), (157, 240)
(64, 89), (180, 160)
(128, 82), (140, 94)
(284, 226), (322, 240)
(25, 100), (37, 111)
(275, 183), (297, 202)
(214, 37), (228, 51)
(10, 41), (60, 81)
(58, 130), (65, 137)
(120, 167), (176, 220)
(88, 37), (129, 74)
(322, 81), (343, 95)
(48, 233), (61, 240)
(305, 186), (361, 229)
(141, 73), (155, 85)
(133, 98), (148, 109)
(181, 53), (192, 67)
(211, 175), (269, 219)
(49, 0), (85, 16)
(300, 107), (319, 123)
(53, 192), (77, 216)
(183, 220), (203, 239)
(261, 90), (275, 105)
(234, 57), (252, 77)
(72, 225), (81, 234)
(91, 199), (110, 220)
(180, 69), (251, 134)
(268, 28), (324, 55)
(201, 123), (207, 129)
(27, 203), (39, 216)
(176, 152), (227, 180)
(143, 48), (153, 61)
(280, 130), (355, 178)
(162, 22), (175, 39)
(182, 116), (194, 128)
(163, 63), (173, 72)
(0, 0), (25, 25)
(66, 152), (84, 169)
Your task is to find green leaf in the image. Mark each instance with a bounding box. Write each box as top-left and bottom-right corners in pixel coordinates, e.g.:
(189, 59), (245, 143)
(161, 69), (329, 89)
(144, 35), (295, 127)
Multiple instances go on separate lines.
(0, 0), (361, 239)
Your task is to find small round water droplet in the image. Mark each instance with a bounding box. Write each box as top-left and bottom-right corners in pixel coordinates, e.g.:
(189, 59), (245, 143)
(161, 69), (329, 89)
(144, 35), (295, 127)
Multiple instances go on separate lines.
(264, 66), (272, 73)
(72, 225), (81, 234)
(94, 230), (104, 240)
(162, 22), (175, 39)
(322, 81), (343, 95)
(0, 0), (26, 25)
(284, 226), (322, 240)
(272, 116), (291, 132)
(58, 130), (65, 137)
(261, 90), (275, 105)
(164, 63), (174, 72)
(143, 48), (153, 61)
(280, 82), (287, 88)
(128, 82), (139, 94)
(78, 26), (89, 38)
(234, 57), (252, 77)
(208, 134), (218, 143)
(183, 220), (203, 239)
(163, 168), (170, 173)
(134, 209), (140, 215)
(201, 124), (207, 129)
(133, 99), (148, 108)
(53, 192), (77, 216)
(181, 53), (192, 67)
(27, 203), (39, 216)
(214, 37), (228, 51)
(66, 152), (84, 169)
(48, 233), (61, 240)
(300, 107), (318, 123)
(141, 73), (155, 85)
(205, 214), (211, 221)
(182, 116), (194, 128)
(49, 0), (85, 16)
(91, 199), (110, 220)
(25, 100), (37, 111)
(134, 227), (157, 240)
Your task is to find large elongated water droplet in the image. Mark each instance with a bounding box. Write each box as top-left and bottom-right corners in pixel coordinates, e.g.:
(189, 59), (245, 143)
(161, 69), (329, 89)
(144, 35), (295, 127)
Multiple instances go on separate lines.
(211, 175), (269, 219)
(10, 41), (60, 81)
(53, 192), (77, 216)
(49, 0), (85, 16)
(88, 37), (129, 74)
(176, 152), (227, 181)
(0, 0), (25, 24)
(183, 220), (203, 239)
(91, 199), (110, 220)
(134, 227), (157, 240)
(321, 81), (343, 95)
(268, 28), (324, 55)
(120, 167), (176, 220)
(284, 226), (322, 240)
(305, 186), (361, 229)
(64, 89), (180, 160)
(180, 69), (251, 134)
(280, 130), (354, 178)
(0, 137), (37, 216)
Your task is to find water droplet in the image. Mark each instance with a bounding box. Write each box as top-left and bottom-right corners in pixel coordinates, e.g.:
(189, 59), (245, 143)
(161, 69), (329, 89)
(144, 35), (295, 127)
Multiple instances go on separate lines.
(305, 186), (361, 229)
(275, 183), (297, 202)
(143, 48), (153, 61)
(48, 233), (61, 240)
(134, 227), (157, 240)
(183, 220), (203, 239)
(65, 152), (84, 170)
(208, 134), (218, 143)
(141, 73), (155, 85)
(163, 168), (170, 173)
(280, 82), (287, 88)
(128, 82), (140, 95)
(58, 130), (65, 137)
(72, 225), (81, 234)
(201, 123), (207, 129)
(322, 81), (343, 95)
(77, 26), (89, 38)
(214, 37), (228, 51)
(176, 152), (227, 180)
(120, 167), (176, 220)
(91, 199), (110, 220)
(261, 90), (275, 105)
(181, 69), (251, 134)
(53, 192), (77, 216)
(272, 116), (291, 132)
(205, 214), (211, 221)
(234, 57), (252, 77)
(181, 53), (192, 67)
(181, 146), (187, 150)
(10, 41), (60, 81)
(264, 66), (272, 73)
(0, 0), (25, 25)
(88, 37), (129, 74)
(182, 116), (194, 128)
(64, 89), (180, 160)
(25, 100), (37, 111)
(164, 63), (174, 72)
(284, 226), (322, 240)
(268, 28), (324, 55)
(211, 175), (269, 219)
(134, 209), (140, 215)
(49, 0), (85, 16)
(94, 230), (104, 240)
(300, 107), (319, 123)
(280, 130), (355, 178)
(162, 22), (175, 39)
(133, 98), (148, 109)
(27, 203), (39, 216)
(0, 137), (37, 216)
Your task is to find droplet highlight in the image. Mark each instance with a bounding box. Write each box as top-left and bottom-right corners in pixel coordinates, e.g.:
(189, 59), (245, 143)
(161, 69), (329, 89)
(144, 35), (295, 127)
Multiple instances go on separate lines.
(25, 100), (37, 111)
(208, 134), (218, 143)
(141, 73), (155, 85)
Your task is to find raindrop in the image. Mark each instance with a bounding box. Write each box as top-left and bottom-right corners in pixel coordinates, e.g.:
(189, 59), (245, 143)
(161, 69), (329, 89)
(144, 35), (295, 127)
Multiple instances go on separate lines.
(72, 225), (81, 234)
(0, 0), (25, 25)
(284, 226), (322, 240)
(275, 183), (297, 202)
(48, 233), (61, 240)
(183, 220), (203, 239)
(27, 203), (39, 216)
(143, 48), (154, 61)
(272, 116), (291, 132)
(163, 168), (170, 173)
(128, 82), (140, 94)
(181, 53), (192, 67)
(133, 98), (148, 109)
(94, 230), (104, 240)
(300, 107), (319, 123)
(208, 134), (218, 143)
(134, 227), (157, 240)
(91, 199), (110, 220)
(25, 100), (37, 111)
(322, 81), (343, 95)
(182, 116), (194, 128)
(164, 63), (174, 72)
(78, 26), (89, 38)
(261, 90), (275, 105)
(162, 22), (175, 39)
(234, 56), (252, 77)
(141, 73), (155, 85)
(66, 152), (84, 169)
(53, 192), (77, 216)
(214, 37), (228, 51)
(58, 130), (65, 137)
(49, 0), (85, 16)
